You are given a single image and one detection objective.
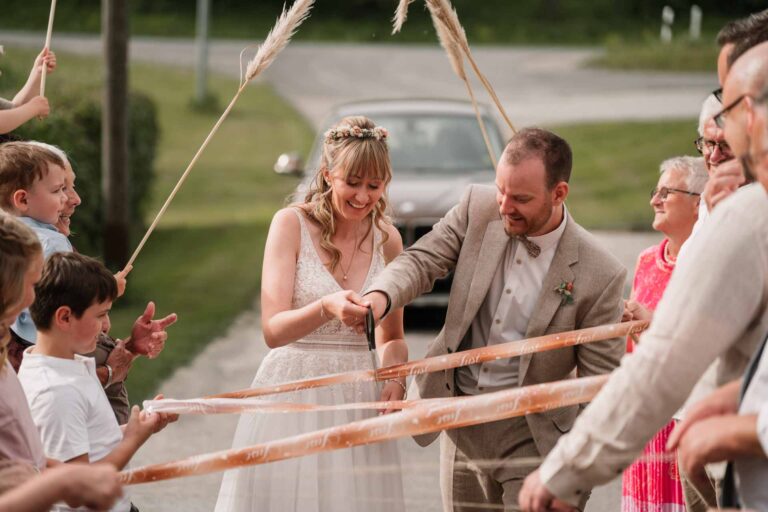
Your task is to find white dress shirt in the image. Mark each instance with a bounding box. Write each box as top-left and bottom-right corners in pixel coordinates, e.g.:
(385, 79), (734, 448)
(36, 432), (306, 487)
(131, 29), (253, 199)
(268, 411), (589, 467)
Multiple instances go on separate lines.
(456, 211), (567, 395)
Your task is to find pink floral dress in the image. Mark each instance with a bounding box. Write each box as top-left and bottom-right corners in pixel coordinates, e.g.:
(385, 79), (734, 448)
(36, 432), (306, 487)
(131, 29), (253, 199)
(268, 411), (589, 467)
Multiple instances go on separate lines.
(621, 238), (686, 512)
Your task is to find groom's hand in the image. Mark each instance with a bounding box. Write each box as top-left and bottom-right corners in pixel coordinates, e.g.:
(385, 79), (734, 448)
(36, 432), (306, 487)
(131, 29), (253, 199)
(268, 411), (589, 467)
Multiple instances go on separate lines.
(364, 291), (389, 323)
(519, 470), (577, 512)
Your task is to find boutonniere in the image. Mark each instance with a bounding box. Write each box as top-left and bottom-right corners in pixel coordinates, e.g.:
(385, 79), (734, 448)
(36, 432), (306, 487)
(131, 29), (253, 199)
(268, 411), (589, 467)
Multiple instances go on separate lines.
(554, 280), (575, 305)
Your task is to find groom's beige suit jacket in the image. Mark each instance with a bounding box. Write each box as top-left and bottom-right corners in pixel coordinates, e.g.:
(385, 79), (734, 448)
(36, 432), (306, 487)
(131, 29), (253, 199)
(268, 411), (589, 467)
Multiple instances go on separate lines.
(367, 185), (627, 453)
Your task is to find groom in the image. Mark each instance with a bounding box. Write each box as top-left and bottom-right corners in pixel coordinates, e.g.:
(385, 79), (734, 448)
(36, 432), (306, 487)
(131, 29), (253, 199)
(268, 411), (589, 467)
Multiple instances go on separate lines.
(362, 128), (626, 511)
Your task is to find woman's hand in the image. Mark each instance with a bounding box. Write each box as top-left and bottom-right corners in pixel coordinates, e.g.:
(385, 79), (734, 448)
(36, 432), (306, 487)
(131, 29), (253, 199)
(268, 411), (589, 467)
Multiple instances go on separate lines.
(623, 299), (652, 322)
(320, 290), (370, 330)
(379, 379), (406, 414)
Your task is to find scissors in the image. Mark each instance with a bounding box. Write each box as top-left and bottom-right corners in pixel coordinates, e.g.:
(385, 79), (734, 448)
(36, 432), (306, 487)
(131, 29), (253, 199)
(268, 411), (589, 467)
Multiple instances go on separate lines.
(365, 306), (380, 380)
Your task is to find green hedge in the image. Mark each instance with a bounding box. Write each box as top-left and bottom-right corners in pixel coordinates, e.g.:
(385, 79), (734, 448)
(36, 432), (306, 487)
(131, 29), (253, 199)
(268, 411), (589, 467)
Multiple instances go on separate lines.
(10, 93), (158, 260)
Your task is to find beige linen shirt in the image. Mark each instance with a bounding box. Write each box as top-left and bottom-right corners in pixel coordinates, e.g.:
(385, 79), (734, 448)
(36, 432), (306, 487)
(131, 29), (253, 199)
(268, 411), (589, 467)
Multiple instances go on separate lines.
(456, 214), (567, 394)
(539, 183), (768, 504)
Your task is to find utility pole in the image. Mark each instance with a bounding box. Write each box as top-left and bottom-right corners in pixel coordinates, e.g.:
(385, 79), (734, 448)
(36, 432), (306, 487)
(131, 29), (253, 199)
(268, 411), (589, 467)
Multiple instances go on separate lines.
(102, 0), (130, 267)
(195, 0), (211, 104)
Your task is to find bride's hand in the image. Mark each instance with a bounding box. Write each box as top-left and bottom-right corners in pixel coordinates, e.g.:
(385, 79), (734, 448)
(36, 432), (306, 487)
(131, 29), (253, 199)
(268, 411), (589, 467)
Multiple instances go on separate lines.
(320, 290), (370, 330)
(379, 380), (406, 415)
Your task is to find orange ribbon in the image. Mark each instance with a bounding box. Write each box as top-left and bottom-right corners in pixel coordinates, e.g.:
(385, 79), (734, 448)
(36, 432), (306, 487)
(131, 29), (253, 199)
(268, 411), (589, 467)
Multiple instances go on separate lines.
(122, 375), (608, 485)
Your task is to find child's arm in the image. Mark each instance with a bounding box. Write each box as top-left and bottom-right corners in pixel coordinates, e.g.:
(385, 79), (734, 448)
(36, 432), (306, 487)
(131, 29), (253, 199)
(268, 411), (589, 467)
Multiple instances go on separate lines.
(0, 98), (50, 134)
(12, 49), (56, 107)
(0, 464), (122, 512)
(68, 403), (177, 470)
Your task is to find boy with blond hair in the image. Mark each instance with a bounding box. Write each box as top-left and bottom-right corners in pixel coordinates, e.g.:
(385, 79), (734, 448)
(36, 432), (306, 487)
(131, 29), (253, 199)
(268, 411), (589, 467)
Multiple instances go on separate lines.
(0, 141), (70, 347)
(19, 252), (175, 512)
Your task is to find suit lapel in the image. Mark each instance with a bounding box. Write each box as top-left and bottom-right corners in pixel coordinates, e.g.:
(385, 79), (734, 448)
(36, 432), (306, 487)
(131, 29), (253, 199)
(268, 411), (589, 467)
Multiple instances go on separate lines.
(518, 220), (579, 384)
(451, 220), (508, 350)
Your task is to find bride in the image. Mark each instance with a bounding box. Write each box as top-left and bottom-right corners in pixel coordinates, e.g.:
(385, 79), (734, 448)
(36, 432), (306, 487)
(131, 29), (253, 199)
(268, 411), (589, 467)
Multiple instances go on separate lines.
(215, 116), (407, 512)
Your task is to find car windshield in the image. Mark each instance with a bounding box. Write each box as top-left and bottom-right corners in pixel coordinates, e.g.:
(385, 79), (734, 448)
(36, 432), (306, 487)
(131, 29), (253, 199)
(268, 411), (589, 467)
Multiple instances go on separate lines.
(374, 114), (503, 173)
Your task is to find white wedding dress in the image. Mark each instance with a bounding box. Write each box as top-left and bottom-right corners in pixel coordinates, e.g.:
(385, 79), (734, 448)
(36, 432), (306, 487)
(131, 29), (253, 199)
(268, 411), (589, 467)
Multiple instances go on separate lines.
(215, 210), (405, 512)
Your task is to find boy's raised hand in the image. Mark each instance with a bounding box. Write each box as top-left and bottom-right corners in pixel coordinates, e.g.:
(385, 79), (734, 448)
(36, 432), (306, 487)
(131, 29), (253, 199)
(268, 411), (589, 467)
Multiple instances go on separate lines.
(127, 301), (178, 358)
(114, 264), (132, 298)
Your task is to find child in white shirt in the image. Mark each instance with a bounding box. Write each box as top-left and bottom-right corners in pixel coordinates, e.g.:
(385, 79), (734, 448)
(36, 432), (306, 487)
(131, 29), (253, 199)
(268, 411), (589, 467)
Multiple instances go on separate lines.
(19, 252), (176, 512)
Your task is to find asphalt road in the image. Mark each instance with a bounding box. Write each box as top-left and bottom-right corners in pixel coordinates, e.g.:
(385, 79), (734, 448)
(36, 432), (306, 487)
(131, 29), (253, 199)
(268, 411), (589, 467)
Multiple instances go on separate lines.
(1, 31), (716, 130)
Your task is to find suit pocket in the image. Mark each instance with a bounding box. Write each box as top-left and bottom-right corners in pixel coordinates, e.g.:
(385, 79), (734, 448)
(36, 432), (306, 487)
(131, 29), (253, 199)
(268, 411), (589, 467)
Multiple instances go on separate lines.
(546, 404), (579, 434)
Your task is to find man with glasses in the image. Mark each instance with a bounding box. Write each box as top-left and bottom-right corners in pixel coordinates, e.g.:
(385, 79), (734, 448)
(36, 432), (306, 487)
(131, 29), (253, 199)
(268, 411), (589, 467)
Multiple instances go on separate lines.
(518, 41), (768, 512)
(670, 42), (768, 510)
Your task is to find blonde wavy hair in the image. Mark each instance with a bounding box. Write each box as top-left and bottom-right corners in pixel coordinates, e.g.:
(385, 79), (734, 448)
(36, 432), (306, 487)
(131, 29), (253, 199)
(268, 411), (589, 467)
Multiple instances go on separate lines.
(301, 115), (392, 272)
(0, 212), (42, 370)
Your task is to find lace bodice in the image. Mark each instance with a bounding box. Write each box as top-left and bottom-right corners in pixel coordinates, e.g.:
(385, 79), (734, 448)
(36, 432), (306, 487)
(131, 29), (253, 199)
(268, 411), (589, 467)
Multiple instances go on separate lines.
(291, 209), (384, 346)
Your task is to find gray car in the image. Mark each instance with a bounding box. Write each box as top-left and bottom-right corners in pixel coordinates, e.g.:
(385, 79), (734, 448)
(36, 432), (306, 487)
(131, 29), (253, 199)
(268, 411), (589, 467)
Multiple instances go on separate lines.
(274, 99), (506, 307)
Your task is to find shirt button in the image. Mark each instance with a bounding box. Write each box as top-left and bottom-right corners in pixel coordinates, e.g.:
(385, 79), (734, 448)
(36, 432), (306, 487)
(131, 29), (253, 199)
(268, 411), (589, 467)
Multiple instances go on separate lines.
(516, 259), (522, 264)
(478, 386), (484, 391)
(495, 318), (501, 324)
(482, 368), (489, 373)
(505, 289), (511, 294)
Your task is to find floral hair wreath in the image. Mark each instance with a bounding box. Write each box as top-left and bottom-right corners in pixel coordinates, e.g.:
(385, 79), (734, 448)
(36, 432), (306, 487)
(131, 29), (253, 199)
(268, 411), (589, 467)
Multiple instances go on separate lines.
(324, 125), (389, 144)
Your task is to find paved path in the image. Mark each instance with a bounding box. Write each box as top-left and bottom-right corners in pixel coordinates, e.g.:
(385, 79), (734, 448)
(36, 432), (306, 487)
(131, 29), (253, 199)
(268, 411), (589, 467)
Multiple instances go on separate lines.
(0, 31), (716, 129)
(128, 231), (658, 511)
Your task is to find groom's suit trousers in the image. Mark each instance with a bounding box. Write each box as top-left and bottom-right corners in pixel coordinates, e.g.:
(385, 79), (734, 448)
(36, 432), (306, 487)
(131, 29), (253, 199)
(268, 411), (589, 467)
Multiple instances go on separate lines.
(440, 416), (540, 512)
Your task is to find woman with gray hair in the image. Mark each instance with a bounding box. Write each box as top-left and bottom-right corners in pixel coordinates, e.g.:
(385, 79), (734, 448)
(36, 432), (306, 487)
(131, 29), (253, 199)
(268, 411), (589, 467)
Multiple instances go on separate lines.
(621, 156), (707, 512)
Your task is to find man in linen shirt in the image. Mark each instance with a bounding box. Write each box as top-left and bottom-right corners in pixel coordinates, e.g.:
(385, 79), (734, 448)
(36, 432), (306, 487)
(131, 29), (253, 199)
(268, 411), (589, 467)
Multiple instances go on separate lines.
(519, 41), (768, 512)
(363, 128), (626, 510)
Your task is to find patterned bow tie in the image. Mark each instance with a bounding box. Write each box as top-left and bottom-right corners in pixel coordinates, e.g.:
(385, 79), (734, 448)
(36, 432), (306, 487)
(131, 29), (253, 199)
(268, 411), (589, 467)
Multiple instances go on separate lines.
(515, 235), (541, 258)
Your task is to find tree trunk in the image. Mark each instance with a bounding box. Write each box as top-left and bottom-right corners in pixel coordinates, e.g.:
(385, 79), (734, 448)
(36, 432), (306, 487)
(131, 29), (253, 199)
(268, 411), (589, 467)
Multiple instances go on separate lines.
(102, 0), (130, 268)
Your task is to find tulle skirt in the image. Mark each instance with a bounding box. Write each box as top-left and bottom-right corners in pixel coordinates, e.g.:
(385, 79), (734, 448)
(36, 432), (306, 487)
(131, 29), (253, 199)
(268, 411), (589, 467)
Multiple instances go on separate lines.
(214, 343), (405, 512)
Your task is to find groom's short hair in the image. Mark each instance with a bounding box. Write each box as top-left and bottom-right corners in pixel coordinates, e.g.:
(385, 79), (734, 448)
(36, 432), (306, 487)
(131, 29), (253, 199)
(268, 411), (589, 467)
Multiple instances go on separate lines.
(502, 127), (572, 189)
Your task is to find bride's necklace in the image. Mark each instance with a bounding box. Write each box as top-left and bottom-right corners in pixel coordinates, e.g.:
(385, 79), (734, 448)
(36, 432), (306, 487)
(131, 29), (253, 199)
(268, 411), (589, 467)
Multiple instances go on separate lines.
(338, 227), (361, 282)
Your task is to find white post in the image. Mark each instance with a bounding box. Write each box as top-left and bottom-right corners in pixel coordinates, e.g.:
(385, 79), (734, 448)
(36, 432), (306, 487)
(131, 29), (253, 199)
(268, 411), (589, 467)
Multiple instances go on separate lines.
(661, 6), (674, 44)
(690, 5), (702, 41)
(195, 0), (211, 104)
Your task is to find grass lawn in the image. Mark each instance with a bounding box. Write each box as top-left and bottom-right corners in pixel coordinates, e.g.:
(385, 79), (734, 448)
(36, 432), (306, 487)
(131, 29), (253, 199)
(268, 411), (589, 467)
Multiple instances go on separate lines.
(588, 37), (719, 72)
(551, 119), (699, 230)
(1, 47), (313, 401)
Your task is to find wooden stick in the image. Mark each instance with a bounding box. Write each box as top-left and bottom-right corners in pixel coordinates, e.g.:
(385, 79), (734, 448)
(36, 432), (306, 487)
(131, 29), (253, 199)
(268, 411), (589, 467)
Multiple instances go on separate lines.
(207, 320), (647, 399)
(39, 0), (57, 97)
(125, 86), (245, 269)
(121, 375), (608, 485)
(463, 52), (516, 134)
(124, 0), (314, 271)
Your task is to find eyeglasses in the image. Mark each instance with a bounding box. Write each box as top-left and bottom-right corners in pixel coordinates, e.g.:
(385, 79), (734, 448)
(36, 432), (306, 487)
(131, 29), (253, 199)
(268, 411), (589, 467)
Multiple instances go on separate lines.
(713, 92), (768, 128)
(694, 136), (732, 156)
(650, 186), (701, 201)
(713, 94), (748, 129)
(712, 87), (723, 103)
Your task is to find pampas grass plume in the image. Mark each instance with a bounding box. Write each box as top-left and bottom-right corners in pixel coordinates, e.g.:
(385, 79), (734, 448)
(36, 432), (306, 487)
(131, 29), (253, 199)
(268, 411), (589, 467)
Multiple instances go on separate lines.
(245, 0), (314, 82)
